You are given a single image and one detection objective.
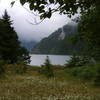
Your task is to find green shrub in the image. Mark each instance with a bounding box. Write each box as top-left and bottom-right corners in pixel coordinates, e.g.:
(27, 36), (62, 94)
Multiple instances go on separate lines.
(66, 63), (100, 81)
(94, 64), (100, 86)
(94, 75), (100, 86)
(65, 55), (90, 68)
(0, 60), (5, 75)
(79, 67), (96, 80)
(16, 59), (28, 74)
(70, 67), (82, 76)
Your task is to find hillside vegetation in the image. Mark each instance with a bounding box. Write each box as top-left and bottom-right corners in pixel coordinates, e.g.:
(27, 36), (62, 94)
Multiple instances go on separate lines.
(32, 22), (83, 55)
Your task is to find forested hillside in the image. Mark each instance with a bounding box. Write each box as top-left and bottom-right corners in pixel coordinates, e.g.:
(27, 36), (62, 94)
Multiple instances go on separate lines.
(32, 21), (83, 55)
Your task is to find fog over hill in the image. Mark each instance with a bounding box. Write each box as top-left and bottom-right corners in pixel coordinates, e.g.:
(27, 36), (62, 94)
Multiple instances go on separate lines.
(20, 40), (37, 52)
(32, 21), (81, 55)
(20, 21), (77, 52)
(0, 0), (74, 42)
(0, 0), (79, 52)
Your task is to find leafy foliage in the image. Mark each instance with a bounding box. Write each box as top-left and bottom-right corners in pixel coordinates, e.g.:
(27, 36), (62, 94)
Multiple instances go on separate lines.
(18, 0), (100, 19)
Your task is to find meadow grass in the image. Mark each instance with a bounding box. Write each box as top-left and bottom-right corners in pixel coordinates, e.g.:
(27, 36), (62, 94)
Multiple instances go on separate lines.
(0, 65), (100, 100)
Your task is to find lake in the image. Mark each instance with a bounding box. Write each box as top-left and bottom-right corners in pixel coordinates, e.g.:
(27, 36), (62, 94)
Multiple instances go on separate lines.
(30, 54), (71, 66)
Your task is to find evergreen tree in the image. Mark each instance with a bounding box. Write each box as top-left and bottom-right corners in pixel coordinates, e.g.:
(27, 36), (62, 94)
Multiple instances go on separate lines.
(0, 10), (30, 64)
(40, 56), (54, 78)
(0, 10), (19, 63)
(78, 8), (100, 61)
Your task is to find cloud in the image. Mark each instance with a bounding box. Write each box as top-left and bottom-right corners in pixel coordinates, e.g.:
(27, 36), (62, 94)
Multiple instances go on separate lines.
(0, 0), (71, 41)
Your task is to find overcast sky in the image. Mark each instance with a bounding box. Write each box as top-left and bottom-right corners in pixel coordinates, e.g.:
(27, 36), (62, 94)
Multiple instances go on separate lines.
(0, 0), (72, 42)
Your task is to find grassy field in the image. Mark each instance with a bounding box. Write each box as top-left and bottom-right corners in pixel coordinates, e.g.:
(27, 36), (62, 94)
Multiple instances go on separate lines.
(0, 65), (100, 100)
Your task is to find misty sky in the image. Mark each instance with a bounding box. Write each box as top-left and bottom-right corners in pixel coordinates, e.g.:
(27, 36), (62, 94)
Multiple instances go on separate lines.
(0, 0), (73, 41)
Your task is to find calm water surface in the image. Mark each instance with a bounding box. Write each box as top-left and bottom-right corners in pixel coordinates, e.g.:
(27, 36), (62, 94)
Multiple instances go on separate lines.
(30, 54), (71, 66)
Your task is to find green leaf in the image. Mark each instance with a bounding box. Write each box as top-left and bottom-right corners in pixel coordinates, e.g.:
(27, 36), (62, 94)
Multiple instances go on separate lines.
(49, 0), (54, 3)
(47, 12), (52, 18)
(20, 0), (26, 5)
(40, 14), (44, 19)
(29, 3), (34, 10)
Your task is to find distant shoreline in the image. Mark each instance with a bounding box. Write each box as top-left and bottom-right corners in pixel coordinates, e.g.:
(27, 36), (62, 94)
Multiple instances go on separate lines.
(30, 53), (71, 56)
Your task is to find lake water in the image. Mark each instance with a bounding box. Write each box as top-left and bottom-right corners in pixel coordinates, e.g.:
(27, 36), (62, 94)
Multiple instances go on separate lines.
(30, 54), (71, 66)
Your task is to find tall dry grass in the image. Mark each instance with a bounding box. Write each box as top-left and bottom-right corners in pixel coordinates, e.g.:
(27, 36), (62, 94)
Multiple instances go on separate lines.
(0, 65), (100, 100)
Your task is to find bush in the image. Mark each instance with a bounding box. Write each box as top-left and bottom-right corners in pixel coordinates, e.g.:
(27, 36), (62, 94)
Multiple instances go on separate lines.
(0, 60), (5, 75)
(94, 64), (100, 86)
(66, 63), (100, 81)
(39, 56), (54, 78)
(79, 67), (96, 80)
(69, 67), (82, 76)
(94, 75), (100, 86)
(65, 55), (90, 68)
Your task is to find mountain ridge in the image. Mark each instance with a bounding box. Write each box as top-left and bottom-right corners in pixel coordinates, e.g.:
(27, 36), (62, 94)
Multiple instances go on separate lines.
(32, 21), (81, 55)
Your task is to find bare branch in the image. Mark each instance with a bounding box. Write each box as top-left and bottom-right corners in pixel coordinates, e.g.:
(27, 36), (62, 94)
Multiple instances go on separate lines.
(26, 18), (44, 25)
